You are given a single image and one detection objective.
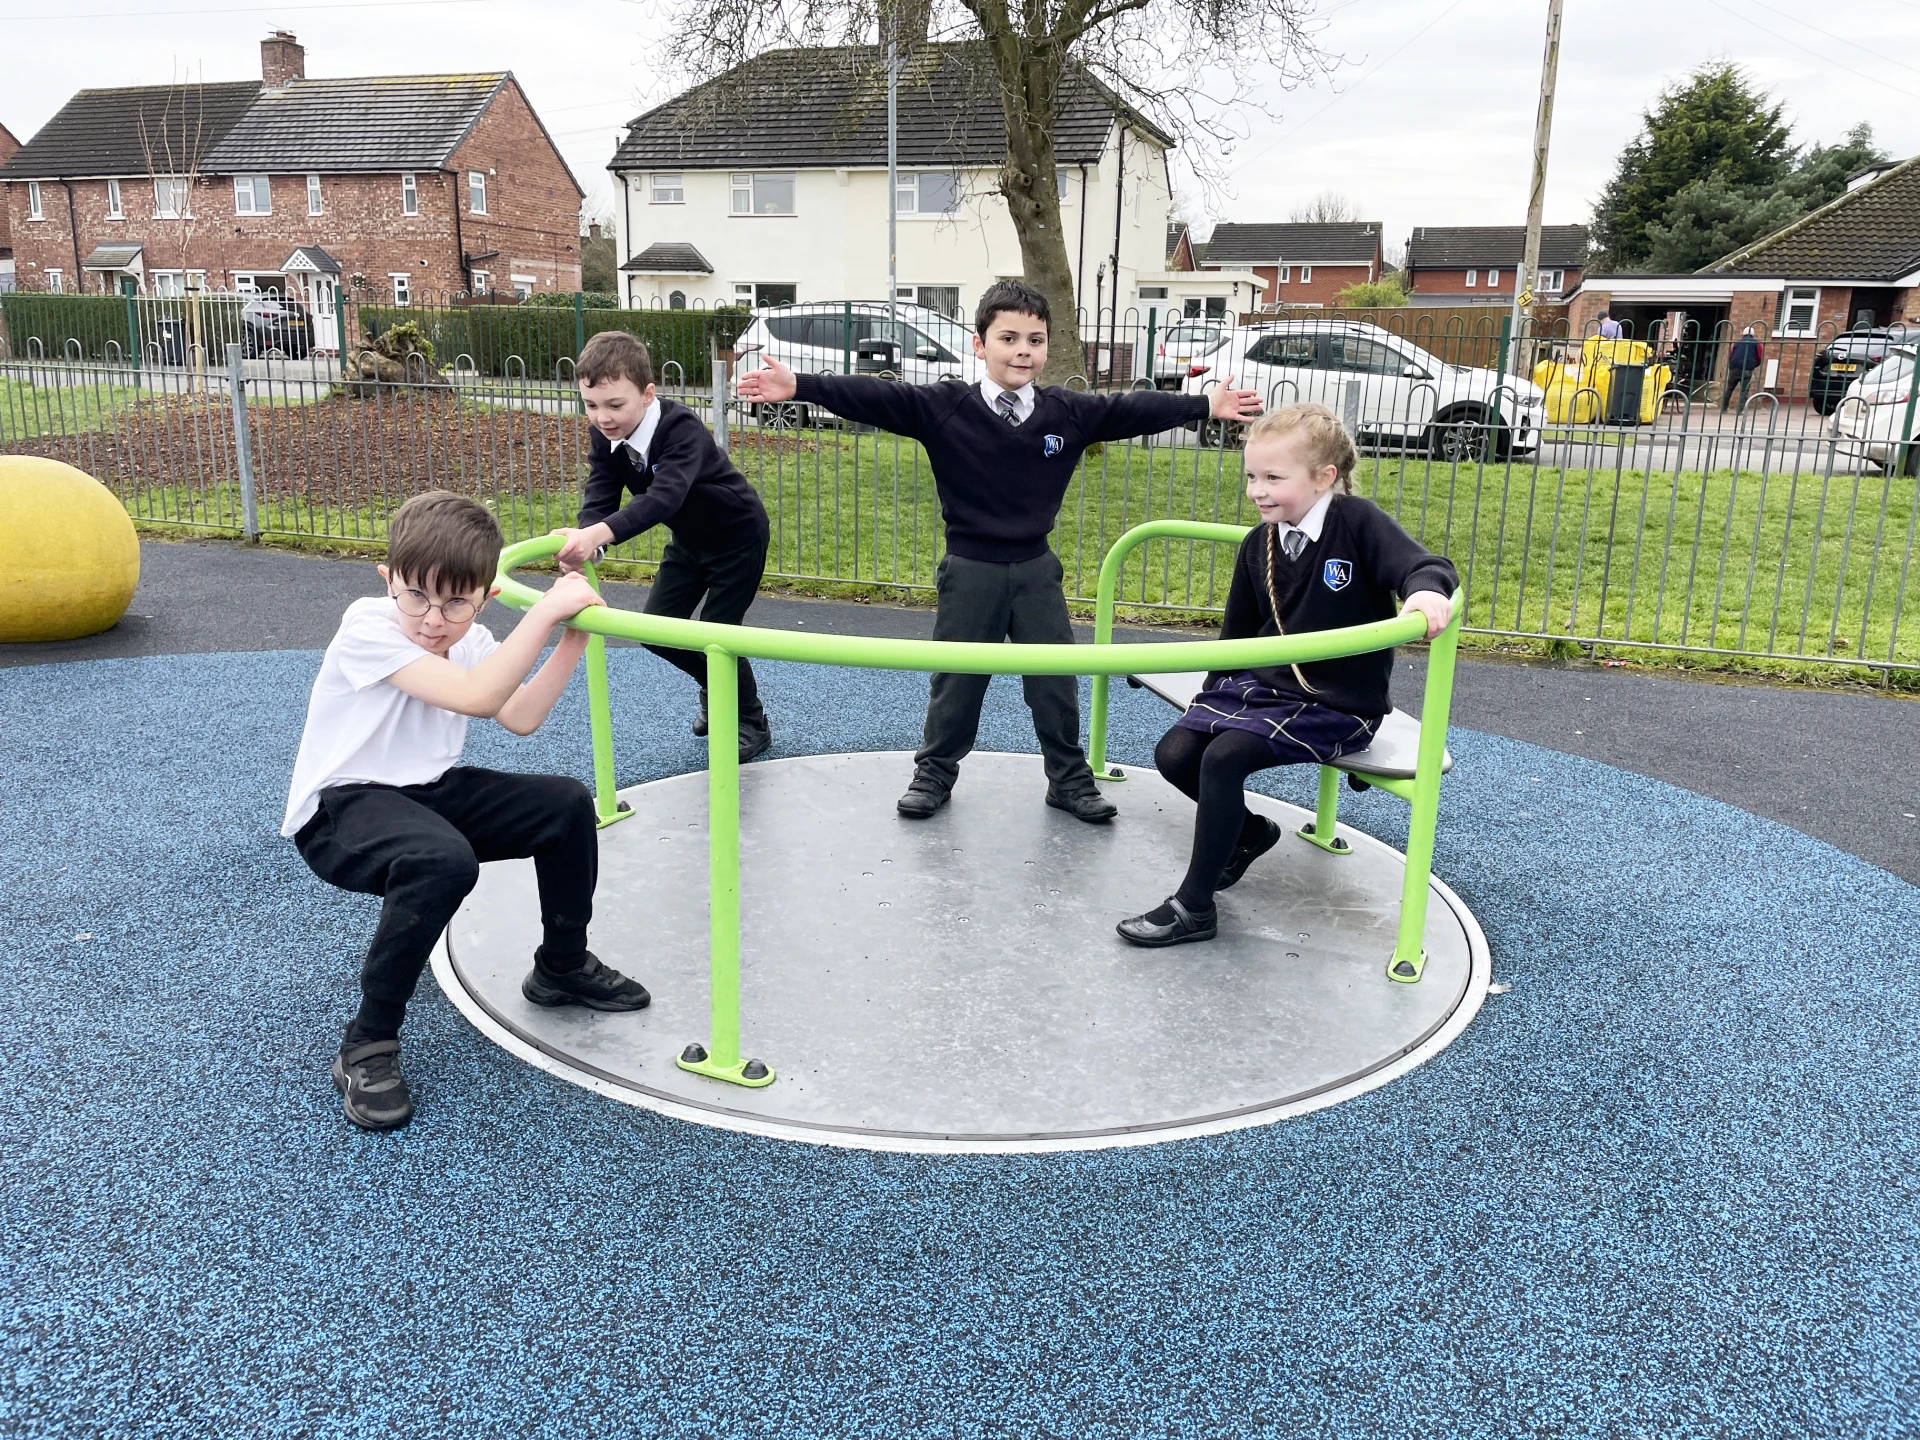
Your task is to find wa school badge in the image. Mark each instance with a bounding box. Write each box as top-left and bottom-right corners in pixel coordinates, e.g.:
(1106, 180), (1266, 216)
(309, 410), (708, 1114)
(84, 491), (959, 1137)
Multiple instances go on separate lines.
(1043, 434), (1065, 457)
(1322, 558), (1353, 592)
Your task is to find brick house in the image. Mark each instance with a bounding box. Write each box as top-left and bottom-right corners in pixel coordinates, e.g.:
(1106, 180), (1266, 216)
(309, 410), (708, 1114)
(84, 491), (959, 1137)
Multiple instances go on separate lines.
(1568, 155), (1920, 344)
(0, 32), (584, 331)
(1404, 225), (1587, 306)
(0, 121), (20, 291)
(1196, 222), (1385, 308)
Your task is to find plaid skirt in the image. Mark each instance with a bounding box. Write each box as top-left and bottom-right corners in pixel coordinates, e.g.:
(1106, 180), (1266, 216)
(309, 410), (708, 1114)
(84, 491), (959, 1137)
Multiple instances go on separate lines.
(1174, 672), (1381, 765)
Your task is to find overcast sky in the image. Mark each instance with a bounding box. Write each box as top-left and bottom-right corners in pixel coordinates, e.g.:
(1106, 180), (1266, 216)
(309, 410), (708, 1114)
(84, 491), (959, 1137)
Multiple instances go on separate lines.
(3, 0), (1917, 256)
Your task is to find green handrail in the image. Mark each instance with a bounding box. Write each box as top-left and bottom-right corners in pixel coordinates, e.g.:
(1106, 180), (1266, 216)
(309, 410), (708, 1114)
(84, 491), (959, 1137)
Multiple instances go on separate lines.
(493, 528), (1463, 1087)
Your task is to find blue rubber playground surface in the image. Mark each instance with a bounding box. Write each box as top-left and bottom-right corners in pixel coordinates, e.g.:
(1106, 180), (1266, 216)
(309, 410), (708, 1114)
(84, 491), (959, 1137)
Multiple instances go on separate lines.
(4, 644), (1918, 1438)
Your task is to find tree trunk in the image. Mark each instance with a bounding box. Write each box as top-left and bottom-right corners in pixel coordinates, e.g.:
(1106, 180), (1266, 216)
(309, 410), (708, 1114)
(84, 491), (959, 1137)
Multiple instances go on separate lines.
(984, 41), (1086, 385)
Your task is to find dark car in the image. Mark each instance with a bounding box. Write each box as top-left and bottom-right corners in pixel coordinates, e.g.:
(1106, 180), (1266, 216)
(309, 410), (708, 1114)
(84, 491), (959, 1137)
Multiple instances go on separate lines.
(1812, 328), (1914, 414)
(238, 294), (313, 359)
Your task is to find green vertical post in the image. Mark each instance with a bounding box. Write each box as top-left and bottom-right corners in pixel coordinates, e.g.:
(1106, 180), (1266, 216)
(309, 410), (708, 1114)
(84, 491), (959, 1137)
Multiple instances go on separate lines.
(573, 290), (586, 358)
(1489, 314), (1512, 441)
(1387, 599), (1462, 983)
(582, 562), (631, 829)
(676, 644), (773, 1087)
(1298, 765), (1349, 853)
(1896, 348), (1920, 479)
(1143, 306), (1157, 388)
(336, 290), (349, 367)
(124, 293), (140, 375)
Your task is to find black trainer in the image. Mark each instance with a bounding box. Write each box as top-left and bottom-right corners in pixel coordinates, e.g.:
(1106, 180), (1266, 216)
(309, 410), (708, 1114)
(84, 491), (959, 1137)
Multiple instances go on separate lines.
(738, 712), (772, 763)
(332, 1039), (414, 1131)
(692, 688), (709, 737)
(1218, 818), (1283, 890)
(521, 949), (651, 1011)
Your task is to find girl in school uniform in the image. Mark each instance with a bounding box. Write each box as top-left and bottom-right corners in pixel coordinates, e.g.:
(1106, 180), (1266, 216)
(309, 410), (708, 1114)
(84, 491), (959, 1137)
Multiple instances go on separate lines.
(1118, 403), (1458, 948)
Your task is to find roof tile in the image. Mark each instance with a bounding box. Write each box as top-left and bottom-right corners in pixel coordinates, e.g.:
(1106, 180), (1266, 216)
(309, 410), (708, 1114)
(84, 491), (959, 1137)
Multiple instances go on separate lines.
(1406, 225), (1587, 269)
(1706, 155), (1920, 280)
(1200, 222), (1382, 265)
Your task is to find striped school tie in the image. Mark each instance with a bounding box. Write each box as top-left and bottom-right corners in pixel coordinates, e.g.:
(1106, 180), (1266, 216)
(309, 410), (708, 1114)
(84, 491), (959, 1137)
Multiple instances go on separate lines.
(1281, 528), (1307, 560)
(996, 391), (1022, 426)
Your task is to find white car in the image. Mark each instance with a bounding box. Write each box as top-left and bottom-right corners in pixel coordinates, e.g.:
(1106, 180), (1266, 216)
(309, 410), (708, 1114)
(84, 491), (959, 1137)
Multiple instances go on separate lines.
(733, 301), (982, 426)
(1151, 319), (1231, 388)
(1181, 320), (1546, 459)
(1831, 346), (1919, 476)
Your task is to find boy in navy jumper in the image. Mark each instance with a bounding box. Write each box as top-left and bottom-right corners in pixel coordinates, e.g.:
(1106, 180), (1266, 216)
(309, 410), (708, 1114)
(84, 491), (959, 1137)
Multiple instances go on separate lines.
(1116, 403), (1457, 954)
(737, 280), (1261, 821)
(550, 331), (773, 762)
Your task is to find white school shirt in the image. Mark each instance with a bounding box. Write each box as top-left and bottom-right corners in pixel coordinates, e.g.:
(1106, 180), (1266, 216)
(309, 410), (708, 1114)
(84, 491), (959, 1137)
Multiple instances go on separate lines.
(1277, 489), (1333, 550)
(979, 376), (1036, 425)
(609, 397), (663, 467)
(281, 597), (500, 836)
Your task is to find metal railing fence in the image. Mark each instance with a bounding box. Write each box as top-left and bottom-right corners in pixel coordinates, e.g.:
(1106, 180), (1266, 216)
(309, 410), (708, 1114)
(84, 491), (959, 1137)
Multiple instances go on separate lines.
(4, 307), (1918, 677)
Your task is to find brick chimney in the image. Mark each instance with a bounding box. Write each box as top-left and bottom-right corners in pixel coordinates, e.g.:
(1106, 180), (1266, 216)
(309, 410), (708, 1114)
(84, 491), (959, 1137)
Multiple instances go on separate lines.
(261, 30), (305, 89)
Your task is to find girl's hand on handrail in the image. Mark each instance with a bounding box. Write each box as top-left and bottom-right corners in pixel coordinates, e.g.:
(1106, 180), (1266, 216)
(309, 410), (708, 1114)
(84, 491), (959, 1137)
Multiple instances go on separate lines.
(1400, 590), (1454, 640)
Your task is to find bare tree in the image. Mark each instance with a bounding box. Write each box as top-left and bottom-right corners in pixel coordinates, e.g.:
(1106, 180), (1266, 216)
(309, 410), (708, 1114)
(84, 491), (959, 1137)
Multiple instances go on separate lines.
(1288, 189), (1356, 223)
(136, 68), (210, 367)
(663, 0), (1334, 380)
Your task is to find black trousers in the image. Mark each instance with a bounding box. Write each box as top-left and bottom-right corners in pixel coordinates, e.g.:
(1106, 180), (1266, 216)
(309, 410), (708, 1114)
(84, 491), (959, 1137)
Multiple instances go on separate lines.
(295, 767), (598, 1036)
(914, 550), (1094, 792)
(643, 534), (768, 719)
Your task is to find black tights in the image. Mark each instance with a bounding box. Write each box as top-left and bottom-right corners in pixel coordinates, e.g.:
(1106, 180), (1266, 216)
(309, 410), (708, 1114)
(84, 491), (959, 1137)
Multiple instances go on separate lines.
(1154, 726), (1286, 911)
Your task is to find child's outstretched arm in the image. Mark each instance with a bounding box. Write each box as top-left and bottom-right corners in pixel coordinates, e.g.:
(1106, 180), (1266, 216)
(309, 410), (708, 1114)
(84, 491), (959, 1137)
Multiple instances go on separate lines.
(739, 356), (940, 439)
(1081, 379), (1260, 444)
(388, 574), (605, 720)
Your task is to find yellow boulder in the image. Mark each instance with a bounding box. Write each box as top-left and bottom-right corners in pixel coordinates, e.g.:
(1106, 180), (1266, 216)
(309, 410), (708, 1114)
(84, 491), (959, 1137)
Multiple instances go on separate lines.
(0, 456), (140, 643)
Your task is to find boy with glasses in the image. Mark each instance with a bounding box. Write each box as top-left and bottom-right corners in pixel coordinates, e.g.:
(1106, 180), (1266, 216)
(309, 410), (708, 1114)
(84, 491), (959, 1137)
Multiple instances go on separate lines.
(284, 491), (651, 1132)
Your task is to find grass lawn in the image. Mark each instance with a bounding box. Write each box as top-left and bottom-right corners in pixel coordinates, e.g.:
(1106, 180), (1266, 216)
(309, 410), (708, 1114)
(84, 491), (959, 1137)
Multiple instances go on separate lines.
(42, 413), (1919, 679)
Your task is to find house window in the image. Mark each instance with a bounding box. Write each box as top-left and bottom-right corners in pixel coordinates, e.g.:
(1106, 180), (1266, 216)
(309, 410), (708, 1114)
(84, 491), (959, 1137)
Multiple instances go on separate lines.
(1487, 268), (1500, 287)
(897, 172), (959, 215)
(390, 272), (412, 306)
(468, 171), (487, 215)
(650, 173), (684, 204)
(1277, 265), (1291, 283)
(106, 179), (123, 219)
(307, 174), (323, 216)
(1300, 265), (1312, 283)
(1539, 269), (1564, 294)
(152, 271), (182, 297)
(234, 175), (272, 215)
(896, 284), (961, 318)
(735, 280), (797, 307)
(511, 273), (536, 299)
(27, 182), (43, 220)
(47, 269), (64, 293)
(1464, 269), (1477, 287)
(1056, 168), (1071, 201)
(471, 270), (490, 295)
(1778, 286), (1821, 334)
(401, 173), (418, 216)
(154, 177), (189, 218)
(730, 172), (795, 215)
(1139, 286), (1169, 300)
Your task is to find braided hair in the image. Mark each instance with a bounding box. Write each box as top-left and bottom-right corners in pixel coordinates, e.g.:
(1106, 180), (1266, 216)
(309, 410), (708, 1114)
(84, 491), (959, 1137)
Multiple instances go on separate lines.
(1262, 522), (1320, 696)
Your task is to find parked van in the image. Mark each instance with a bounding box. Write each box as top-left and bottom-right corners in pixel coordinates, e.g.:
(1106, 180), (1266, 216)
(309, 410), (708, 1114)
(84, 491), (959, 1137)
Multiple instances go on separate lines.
(1182, 320), (1546, 459)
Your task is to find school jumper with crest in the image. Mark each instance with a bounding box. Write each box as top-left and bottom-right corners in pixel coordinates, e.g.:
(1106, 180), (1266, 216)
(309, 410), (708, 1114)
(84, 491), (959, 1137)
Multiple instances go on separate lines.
(790, 375), (1210, 800)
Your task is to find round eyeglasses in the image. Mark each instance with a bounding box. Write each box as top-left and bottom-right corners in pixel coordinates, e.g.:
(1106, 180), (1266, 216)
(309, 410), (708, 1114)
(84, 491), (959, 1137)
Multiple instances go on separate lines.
(390, 586), (481, 624)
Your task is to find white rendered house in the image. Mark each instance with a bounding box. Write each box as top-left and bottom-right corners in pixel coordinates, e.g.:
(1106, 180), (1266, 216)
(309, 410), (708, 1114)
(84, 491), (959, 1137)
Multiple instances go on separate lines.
(607, 46), (1259, 330)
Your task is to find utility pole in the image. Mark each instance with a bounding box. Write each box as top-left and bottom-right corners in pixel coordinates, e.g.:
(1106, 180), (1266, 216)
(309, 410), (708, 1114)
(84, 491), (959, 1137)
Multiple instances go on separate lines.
(887, 20), (901, 329)
(1509, 0), (1564, 374)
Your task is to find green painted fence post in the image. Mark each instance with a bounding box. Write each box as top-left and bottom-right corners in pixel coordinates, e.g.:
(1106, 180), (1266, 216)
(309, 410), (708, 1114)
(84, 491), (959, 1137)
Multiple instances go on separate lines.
(124, 293), (140, 375)
(572, 290), (586, 360)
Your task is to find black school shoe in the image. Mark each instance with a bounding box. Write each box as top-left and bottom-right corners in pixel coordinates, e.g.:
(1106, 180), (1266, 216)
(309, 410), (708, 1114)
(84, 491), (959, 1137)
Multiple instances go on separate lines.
(333, 1039), (414, 1131)
(1217, 818), (1284, 890)
(692, 688), (709, 737)
(521, 949), (652, 1011)
(897, 778), (952, 819)
(1116, 896), (1218, 948)
(1046, 786), (1118, 824)
(738, 712), (772, 763)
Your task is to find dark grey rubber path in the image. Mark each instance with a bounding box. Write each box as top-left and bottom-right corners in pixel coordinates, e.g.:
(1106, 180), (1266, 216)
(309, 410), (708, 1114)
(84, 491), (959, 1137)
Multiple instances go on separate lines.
(8, 537), (1917, 884)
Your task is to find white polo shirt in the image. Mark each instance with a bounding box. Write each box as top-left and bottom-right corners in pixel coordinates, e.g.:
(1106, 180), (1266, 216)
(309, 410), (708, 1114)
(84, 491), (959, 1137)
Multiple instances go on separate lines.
(282, 597), (499, 836)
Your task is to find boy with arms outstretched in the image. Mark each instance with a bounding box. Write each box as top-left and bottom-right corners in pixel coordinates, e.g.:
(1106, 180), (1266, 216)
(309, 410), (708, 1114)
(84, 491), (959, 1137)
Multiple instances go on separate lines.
(284, 491), (651, 1131)
(549, 331), (774, 762)
(738, 281), (1260, 821)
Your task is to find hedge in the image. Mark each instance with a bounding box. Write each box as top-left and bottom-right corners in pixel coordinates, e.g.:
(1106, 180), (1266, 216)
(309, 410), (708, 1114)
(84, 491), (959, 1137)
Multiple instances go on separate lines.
(354, 301), (753, 384)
